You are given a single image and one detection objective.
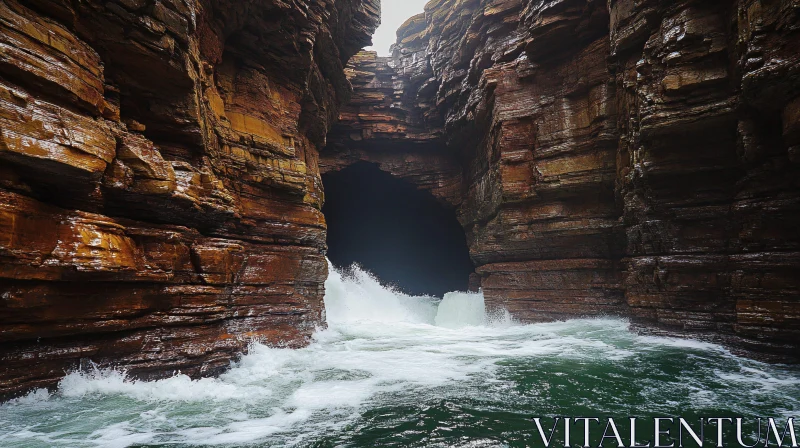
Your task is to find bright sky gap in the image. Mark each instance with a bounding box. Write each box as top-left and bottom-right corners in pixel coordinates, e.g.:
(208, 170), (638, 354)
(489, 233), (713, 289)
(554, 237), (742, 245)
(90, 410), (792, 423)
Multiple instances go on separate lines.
(365, 0), (429, 55)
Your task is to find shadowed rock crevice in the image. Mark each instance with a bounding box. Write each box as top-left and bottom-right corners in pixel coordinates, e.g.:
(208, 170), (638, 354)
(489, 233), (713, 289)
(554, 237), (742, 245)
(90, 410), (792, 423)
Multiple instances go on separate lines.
(325, 0), (800, 359)
(323, 162), (474, 297)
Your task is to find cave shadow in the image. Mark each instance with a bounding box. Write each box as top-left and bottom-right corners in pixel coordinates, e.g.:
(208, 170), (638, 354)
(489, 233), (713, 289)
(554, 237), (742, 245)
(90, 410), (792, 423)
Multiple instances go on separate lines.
(322, 162), (474, 297)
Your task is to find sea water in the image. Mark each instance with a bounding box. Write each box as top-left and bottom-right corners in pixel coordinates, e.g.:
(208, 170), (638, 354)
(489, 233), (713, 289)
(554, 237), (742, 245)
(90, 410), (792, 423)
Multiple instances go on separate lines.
(1, 264), (798, 447)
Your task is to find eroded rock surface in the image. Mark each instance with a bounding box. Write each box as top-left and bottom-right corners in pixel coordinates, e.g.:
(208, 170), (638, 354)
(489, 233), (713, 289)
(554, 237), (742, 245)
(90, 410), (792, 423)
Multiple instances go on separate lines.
(2, 0), (799, 397)
(324, 0), (800, 358)
(0, 0), (378, 397)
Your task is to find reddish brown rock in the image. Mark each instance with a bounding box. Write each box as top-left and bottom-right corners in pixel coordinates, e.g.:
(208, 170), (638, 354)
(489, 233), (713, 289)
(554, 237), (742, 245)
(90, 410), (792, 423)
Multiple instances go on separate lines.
(326, 0), (627, 321)
(612, 0), (800, 356)
(325, 0), (800, 359)
(0, 0), (379, 398)
(321, 50), (461, 206)
(2, 0), (799, 398)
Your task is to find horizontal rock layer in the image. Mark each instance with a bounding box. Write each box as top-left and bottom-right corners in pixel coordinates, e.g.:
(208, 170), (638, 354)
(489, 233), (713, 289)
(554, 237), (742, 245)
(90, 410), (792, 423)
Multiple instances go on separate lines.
(2, 0), (798, 398)
(324, 0), (800, 358)
(0, 0), (379, 397)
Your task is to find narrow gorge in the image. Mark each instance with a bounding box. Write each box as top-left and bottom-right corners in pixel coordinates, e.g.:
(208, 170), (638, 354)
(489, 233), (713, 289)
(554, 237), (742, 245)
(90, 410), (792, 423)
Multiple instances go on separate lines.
(323, 0), (800, 361)
(1, 0), (799, 402)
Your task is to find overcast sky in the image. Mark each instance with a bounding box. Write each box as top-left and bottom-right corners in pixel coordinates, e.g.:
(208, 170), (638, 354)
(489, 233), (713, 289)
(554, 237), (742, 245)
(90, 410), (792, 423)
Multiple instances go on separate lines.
(365, 0), (430, 56)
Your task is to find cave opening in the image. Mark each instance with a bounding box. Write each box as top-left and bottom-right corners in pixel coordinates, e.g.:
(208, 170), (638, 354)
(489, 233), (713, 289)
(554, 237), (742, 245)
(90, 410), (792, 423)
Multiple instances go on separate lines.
(322, 162), (474, 297)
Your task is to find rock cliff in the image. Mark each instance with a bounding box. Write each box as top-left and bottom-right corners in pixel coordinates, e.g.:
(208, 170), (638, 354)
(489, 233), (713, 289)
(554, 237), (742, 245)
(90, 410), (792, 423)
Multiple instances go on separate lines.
(2, 0), (798, 398)
(0, 0), (378, 397)
(324, 0), (800, 358)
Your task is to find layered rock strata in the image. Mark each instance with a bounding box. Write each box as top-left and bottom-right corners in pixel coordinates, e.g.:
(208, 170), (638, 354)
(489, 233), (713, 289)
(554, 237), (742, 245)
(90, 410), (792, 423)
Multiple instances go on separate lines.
(0, 0), (379, 397)
(2, 0), (798, 398)
(323, 0), (800, 357)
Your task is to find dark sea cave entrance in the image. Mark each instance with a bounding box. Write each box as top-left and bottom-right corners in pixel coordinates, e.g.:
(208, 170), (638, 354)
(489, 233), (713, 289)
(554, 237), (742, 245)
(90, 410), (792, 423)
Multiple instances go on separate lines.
(322, 162), (474, 297)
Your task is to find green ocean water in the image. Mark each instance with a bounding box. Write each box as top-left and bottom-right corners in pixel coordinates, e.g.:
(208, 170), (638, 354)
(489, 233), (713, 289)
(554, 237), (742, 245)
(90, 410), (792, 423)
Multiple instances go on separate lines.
(1, 266), (798, 448)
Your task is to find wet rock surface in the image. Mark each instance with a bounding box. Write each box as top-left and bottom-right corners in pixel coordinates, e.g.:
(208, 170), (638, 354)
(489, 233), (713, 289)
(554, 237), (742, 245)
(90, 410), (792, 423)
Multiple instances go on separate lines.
(0, 0), (379, 397)
(324, 0), (800, 359)
(2, 0), (799, 398)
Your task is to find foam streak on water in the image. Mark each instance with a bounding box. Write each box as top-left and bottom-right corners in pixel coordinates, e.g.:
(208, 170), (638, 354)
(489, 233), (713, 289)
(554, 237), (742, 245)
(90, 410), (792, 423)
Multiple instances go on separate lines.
(1, 264), (799, 447)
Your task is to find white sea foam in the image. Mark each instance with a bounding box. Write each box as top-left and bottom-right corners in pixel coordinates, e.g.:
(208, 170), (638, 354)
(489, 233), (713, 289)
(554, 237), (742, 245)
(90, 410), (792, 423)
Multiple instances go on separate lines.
(323, 264), (438, 324)
(435, 290), (486, 328)
(1, 263), (798, 447)
(57, 368), (253, 402)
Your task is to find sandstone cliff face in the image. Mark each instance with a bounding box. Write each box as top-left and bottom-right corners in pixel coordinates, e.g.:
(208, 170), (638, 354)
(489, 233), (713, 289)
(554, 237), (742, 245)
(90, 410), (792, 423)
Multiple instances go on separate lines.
(321, 50), (462, 206)
(324, 0), (800, 357)
(0, 0), (378, 397)
(2, 0), (798, 398)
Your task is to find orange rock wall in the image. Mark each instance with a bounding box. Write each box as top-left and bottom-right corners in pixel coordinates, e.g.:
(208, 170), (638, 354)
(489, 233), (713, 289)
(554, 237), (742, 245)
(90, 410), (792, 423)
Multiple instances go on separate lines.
(324, 0), (800, 358)
(0, 0), (379, 397)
